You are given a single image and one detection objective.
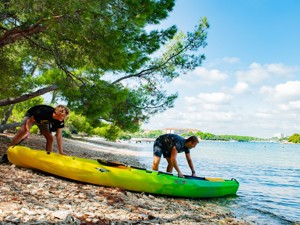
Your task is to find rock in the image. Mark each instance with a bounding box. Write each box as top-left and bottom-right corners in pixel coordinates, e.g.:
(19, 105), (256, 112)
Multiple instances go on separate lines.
(51, 210), (71, 220)
(0, 134), (249, 225)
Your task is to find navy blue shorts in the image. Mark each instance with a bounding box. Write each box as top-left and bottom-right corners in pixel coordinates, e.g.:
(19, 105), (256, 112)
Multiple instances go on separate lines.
(153, 137), (173, 158)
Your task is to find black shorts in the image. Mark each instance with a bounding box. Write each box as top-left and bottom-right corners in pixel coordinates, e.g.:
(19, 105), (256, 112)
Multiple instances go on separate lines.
(21, 116), (50, 131)
(153, 137), (173, 158)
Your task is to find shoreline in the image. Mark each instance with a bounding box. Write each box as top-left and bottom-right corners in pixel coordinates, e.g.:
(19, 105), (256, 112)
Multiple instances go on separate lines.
(0, 134), (250, 224)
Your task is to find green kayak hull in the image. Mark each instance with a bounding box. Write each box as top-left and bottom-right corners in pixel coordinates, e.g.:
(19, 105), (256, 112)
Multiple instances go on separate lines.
(8, 146), (239, 198)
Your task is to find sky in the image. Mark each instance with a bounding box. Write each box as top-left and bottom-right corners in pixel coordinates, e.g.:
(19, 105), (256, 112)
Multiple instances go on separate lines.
(141, 0), (300, 138)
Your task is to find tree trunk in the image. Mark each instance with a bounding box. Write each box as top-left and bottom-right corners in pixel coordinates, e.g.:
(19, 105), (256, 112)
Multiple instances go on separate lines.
(1, 104), (14, 125)
(0, 105), (15, 133)
(0, 122), (21, 133)
(50, 90), (58, 105)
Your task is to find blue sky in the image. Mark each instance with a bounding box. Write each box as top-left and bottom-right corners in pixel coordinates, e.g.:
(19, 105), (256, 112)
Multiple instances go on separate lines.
(141, 0), (300, 138)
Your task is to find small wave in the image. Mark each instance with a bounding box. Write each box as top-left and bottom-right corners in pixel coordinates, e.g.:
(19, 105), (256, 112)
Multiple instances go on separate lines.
(234, 204), (297, 225)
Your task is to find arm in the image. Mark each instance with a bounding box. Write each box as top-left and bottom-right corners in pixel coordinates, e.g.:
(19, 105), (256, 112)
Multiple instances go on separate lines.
(170, 147), (184, 178)
(185, 153), (196, 177)
(56, 128), (64, 155)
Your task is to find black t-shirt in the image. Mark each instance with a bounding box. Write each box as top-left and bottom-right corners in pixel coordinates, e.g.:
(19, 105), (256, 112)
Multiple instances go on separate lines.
(26, 105), (65, 131)
(156, 134), (190, 154)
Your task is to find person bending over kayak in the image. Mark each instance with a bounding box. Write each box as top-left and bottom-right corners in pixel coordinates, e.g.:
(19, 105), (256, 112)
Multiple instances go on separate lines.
(1, 105), (69, 163)
(152, 134), (199, 178)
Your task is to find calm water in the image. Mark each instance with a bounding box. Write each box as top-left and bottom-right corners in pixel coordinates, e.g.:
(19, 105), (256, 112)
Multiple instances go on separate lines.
(133, 141), (300, 225)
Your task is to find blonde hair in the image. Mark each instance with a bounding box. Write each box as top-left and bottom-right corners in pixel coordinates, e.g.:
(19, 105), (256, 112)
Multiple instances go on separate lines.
(54, 105), (70, 117)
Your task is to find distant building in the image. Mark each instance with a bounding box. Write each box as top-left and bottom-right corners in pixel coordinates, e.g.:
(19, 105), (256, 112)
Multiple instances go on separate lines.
(273, 132), (286, 139)
(162, 128), (199, 135)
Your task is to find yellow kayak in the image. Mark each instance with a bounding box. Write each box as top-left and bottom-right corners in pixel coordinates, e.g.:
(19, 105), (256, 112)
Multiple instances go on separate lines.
(7, 146), (239, 198)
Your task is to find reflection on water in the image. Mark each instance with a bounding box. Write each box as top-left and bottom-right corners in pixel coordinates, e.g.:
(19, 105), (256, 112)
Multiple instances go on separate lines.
(134, 141), (300, 225)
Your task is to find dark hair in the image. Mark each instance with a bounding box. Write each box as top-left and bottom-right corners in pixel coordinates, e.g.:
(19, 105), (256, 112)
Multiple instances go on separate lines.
(186, 136), (199, 143)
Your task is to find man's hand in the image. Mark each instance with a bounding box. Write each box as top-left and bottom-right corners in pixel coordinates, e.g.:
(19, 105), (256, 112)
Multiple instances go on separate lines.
(178, 172), (184, 178)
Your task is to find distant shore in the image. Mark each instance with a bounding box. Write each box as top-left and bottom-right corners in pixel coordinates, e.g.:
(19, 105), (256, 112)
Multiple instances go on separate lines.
(0, 134), (250, 224)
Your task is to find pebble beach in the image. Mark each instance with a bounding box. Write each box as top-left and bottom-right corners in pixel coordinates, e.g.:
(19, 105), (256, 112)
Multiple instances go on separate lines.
(0, 134), (250, 224)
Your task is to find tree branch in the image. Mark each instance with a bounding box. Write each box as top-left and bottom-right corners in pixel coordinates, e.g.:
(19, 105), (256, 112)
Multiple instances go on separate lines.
(112, 37), (193, 84)
(0, 84), (58, 107)
(0, 15), (64, 47)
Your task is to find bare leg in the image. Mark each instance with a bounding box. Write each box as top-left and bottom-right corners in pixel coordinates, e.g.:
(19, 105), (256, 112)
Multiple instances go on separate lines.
(40, 130), (54, 153)
(11, 125), (29, 146)
(152, 156), (161, 171)
(166, 157), (173, 173)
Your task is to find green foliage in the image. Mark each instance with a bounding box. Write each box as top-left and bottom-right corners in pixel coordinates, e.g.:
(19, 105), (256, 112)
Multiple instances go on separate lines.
(63, 112), (123, 141)
(108, 88), (177, 133)
(64, 79), (129, 124)
(62, 130), (72, 138)
(13, 122), (40, 134)
(65, 112), (93, 136)
(186, 131), (259, 142)
(288, 133), (300, 143)
(29, 125), (39, 134)
(118, 133), (132, 141)
(128, 129), (263, 142)
(8, 97), (44, 123)
(126, 129), (163, 139)
(1, 0), (210, 135)
(194, 131), (215, 140)
(104, 125), (121, 142)
(0, 46), (35, 100)
(93, 124), (110, 137)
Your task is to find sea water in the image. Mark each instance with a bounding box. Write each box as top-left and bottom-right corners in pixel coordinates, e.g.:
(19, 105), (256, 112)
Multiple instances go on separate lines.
(133, 141), (300, 225)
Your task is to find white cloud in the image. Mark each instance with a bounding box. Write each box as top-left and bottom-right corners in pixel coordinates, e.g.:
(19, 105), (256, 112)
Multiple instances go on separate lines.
(183, 92), (234, 120)
(163, 92), (235, 127)
(278, 101), (300, 111)
(236, 63), (297, 84)
(232, 82), (249, 94)
(185, 92), (233, 105)
(260, 80), (300, 102)
(255, 108), (276, 119)
(193, 67), (228, 84)
(236, 63), (269, 84)
(187, 111), (235, 122)
(171, 76), (191, 87)
(273, 81), (300, 101)
(266, 63), (297, 75)
(142, 61), (300, 137)
(259, 85), (273, 95)
(171, 67), (228, 89)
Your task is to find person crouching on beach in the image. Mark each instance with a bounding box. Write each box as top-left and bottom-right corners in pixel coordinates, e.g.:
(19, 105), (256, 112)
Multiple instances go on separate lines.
(152, 134), (199, 178)
(1, 105), (69, 163)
